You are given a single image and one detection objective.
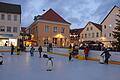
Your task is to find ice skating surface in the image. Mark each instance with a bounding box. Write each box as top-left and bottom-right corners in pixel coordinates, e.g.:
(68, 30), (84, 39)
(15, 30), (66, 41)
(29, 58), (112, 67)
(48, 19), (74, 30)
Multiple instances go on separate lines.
(0, 52), (120, 80)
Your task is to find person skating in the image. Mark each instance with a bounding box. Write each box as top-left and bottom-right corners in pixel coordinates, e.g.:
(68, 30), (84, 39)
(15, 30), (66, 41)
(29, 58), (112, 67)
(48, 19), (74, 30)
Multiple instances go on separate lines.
(38, 45), (42, 58)
(69, 49), (72, 61)
(16, 46), (20, 55)
(100, 49), (111, 64)
(30, 46), (35, 56)
(11, 44), (14, 55)
(84, 46), (90, 60)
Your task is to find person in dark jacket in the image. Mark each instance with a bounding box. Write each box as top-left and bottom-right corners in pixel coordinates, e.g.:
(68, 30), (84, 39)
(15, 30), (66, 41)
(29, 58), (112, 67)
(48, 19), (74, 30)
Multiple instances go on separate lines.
(38, 45), (42, 58)
(11, 44), (14, 55)
(100, 49), (111, 64)
(30, 46), (35, 56)
(84, 46), (90, 60)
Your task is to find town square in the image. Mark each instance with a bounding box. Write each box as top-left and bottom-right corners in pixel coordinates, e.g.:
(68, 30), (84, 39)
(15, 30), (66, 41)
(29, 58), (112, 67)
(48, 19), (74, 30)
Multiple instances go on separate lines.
(0, 0), (120, 80)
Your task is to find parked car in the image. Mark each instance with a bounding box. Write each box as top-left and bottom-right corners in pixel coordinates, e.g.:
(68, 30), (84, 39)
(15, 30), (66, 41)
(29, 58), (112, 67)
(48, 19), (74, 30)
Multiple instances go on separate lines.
(0, 53), (3, 65)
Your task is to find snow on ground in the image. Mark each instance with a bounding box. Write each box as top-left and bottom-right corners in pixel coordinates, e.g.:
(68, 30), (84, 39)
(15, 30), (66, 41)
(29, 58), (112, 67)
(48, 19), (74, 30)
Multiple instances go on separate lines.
(0, 51), (120, 80)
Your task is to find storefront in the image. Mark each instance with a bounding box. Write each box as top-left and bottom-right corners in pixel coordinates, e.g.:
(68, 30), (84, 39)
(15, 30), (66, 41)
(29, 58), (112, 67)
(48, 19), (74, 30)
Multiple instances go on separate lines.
(0, 34), (18, 46)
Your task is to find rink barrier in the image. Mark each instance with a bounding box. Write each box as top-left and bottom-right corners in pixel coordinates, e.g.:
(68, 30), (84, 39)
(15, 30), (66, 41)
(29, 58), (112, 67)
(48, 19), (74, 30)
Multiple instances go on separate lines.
(0, 47), (120, 65)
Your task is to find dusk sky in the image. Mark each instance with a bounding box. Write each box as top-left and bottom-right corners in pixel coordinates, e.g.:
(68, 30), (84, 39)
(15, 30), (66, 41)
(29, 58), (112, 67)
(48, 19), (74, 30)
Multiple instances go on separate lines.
(0, 0), (120, 29)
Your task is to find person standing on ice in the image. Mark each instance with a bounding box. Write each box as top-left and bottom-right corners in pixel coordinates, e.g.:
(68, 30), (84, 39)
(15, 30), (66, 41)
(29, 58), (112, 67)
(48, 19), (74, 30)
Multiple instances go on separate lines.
(30, 46), (35, 56)
(100, 49), (111, 64)
(84, 46), (90, 60)
(11, 44), (14, 55)
(38, 45), (42, 58)
(46, 57), (53, 71)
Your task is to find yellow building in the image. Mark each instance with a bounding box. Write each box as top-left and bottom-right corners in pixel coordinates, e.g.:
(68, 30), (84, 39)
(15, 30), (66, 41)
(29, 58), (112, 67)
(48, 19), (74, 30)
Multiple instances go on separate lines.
(28, 8), (71, 47)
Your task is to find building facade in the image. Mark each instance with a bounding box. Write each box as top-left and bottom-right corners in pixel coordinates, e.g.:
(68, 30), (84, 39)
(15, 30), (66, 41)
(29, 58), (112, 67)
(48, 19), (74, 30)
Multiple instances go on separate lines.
(29, 9), (71, 47)
(70, 28), (83, 46)
(0, 2), (21, 46)
(80, 22), (102, 43)
(101, 6), (120, 47)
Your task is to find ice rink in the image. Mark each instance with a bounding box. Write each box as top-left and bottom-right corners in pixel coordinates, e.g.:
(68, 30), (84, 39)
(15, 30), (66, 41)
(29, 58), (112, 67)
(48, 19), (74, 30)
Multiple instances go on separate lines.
(0, 51), (120, 80)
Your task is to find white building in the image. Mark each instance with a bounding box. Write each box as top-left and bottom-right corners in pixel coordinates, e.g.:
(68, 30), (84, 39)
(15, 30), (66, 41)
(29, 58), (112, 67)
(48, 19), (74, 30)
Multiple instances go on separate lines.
(101, 6), (120, 47)
(80, 21), (102, 42)
(0, 2), (21, 46)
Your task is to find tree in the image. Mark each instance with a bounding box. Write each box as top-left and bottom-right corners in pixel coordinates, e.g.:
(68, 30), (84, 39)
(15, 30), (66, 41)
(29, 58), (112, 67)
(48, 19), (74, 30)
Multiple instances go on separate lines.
(113, 9), (120, 51)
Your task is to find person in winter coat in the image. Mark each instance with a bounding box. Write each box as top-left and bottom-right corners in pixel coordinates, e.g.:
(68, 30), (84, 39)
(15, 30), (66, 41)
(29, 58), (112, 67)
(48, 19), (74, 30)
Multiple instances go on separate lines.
(38, 46), (42, 58)
(100, 49), (111, 64)
(11, 44), (14, 55)
(30, 46), (35, 56)
(84, 46), (90, 60)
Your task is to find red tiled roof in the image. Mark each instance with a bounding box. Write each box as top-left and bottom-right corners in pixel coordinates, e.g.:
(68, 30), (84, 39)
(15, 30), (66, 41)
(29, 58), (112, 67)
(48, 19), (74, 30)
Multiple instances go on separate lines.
(39, 8), (71, 24)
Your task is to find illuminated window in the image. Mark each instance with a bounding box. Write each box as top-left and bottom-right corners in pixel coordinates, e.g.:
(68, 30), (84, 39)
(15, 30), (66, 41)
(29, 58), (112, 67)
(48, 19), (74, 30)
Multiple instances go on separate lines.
(53, 27), (58, 32)
(0, 26), (5, 32)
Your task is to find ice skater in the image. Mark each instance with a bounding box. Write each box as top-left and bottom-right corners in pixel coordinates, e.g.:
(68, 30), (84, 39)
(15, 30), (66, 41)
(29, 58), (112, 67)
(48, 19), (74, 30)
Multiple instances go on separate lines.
(11, 44), (14, 55)
(68, 49), (72, 61)
(30, 46), (35, 56)
(46, 57), (53, 71)
(38, 45), (42, 58)
(100, 49), (111, 64)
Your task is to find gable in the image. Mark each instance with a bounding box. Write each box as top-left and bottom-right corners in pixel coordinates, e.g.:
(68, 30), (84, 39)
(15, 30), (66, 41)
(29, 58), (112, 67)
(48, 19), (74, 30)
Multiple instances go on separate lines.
(81, 22), (101, 34)
(101, 6), (120, 24)
(38, 8), (71, 25)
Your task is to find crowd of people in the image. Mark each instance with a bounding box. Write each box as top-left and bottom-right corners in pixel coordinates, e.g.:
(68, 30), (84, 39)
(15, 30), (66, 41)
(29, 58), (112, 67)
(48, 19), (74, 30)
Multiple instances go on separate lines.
(68, 44), (111, 64)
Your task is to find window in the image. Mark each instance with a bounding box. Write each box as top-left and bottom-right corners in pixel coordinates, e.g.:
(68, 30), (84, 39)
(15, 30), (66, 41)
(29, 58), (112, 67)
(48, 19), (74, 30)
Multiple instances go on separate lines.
(1, 14), (5, 20)
(45, 25), (49, 32)
(8, 15), (11, 20)
(104, 25), (106, 29)
(81, 34), (83, 38)
(92, 33), (94, 38)
(85, 34), (87, 38)
(61, 27), (65, 33)
(0, 26), (5, 32)
(109, 33), (112, 37)
(53, 27), (58, 32)
(104, 33), (106, 37)
(88, 33), (91, 37)
(91, 27), (92, 30)
(14, 15), (17, 21)
(96, 32), (99, 37)
(7, 26), (11, 32)
(87, 27), (89, 31)
(13, 27), (17, 32)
